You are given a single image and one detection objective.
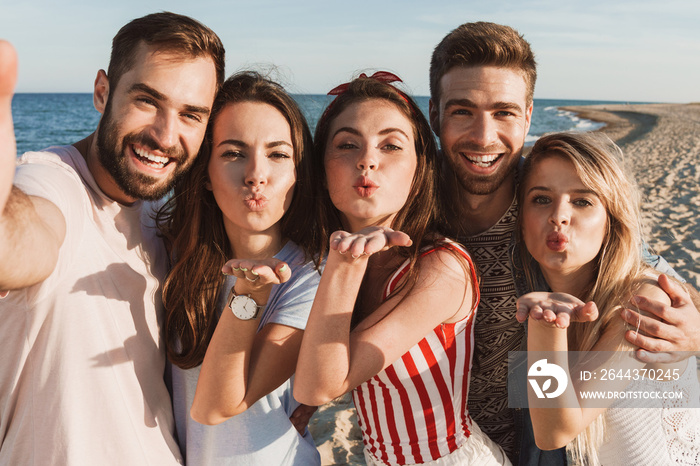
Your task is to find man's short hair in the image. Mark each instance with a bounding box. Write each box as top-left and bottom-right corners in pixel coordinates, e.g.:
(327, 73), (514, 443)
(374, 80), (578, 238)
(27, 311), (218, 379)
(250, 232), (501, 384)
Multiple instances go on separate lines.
(430, 21), (537, 106)
(107, 11), (225, 90)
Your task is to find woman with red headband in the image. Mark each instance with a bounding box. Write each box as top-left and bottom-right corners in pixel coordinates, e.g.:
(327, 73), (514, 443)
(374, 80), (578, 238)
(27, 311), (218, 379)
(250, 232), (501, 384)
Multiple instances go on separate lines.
(295, 73), (510, 465)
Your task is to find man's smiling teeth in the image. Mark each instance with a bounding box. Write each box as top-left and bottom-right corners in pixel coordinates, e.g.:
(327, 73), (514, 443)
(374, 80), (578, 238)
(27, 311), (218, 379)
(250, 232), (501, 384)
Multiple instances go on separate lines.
(465, 153), (499, 168)
(133, 147), (169, 168)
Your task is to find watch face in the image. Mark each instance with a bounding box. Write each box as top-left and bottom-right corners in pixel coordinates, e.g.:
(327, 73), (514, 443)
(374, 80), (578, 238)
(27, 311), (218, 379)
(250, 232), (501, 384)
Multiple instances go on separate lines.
(230, 295), (259, 320)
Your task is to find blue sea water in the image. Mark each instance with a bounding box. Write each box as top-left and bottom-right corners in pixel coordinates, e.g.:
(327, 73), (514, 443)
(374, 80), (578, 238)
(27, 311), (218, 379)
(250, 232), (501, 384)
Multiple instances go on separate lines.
(10, 93), (627, 157)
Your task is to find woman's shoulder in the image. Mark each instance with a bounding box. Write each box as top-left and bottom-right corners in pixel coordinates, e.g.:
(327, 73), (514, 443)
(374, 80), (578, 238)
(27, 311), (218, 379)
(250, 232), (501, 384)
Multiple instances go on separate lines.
(418, 236), (474, 270)
(629, 273), (671, 308)
(420, 234), (470, 255)
(412, 237), (477, 295)
(411, 237), (478, 323)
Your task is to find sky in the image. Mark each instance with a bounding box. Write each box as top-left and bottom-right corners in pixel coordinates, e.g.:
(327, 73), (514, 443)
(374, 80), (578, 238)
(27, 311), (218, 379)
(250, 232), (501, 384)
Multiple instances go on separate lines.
(1, 0), (698, 103)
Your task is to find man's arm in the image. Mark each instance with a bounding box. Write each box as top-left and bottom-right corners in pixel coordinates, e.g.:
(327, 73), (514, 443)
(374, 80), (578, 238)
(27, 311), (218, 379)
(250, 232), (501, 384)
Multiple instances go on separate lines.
(621, 274), (700, 362)
(0, 41), (65, 290)
(1, 188), (65, 289)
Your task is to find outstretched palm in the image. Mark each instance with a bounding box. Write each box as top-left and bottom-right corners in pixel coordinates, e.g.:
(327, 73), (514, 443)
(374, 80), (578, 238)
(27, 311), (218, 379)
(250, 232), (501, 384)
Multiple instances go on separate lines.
(330, 226), (412, 260)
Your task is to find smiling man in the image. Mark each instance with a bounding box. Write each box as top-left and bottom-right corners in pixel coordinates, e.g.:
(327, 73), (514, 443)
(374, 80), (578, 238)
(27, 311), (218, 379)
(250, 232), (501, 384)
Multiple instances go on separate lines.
(0, 12), (224, 465)
(429, 23), (541, 464)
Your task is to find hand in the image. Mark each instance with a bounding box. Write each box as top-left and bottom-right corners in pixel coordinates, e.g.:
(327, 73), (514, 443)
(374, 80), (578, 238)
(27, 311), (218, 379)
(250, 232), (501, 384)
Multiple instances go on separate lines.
(621, 274), (700, 363)
(0, 40), (18, 212)
(516, 292), (598, 329)
(222, 258), (291, 297)
(330, 226), (412, 261)
(289, 403), (317, 435)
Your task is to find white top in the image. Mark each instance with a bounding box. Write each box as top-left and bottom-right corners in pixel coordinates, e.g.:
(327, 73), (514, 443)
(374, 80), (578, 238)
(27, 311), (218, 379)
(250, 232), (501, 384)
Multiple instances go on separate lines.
(171, 241), (321, 465)
(598, 356), (700, 465)
(0, 146), (181, 465)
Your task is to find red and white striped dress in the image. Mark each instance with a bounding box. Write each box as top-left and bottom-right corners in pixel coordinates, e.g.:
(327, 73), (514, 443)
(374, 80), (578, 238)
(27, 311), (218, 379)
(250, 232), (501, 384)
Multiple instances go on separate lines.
(352, 241), (479, 465)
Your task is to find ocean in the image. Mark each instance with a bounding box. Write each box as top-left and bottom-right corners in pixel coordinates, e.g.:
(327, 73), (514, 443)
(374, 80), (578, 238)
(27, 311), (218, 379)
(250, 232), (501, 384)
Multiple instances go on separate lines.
(10, 93), (626, 156)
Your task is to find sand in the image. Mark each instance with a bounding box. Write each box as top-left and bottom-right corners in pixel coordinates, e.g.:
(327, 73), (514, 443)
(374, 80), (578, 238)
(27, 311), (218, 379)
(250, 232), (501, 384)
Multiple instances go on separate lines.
(308, 394), (364, 465)
(310, 103), (700, 465)
(561, 103), (700, 290)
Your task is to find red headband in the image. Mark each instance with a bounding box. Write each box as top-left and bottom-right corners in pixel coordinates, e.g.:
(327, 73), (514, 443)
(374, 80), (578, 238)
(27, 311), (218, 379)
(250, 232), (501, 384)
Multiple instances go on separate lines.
(328, 71), (403, 95)
(327, 71), (415, 112)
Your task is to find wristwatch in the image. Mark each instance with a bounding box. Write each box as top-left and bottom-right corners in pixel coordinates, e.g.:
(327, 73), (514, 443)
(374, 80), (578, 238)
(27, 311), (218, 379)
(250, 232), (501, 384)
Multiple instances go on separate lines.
(227, 286), (262, 320)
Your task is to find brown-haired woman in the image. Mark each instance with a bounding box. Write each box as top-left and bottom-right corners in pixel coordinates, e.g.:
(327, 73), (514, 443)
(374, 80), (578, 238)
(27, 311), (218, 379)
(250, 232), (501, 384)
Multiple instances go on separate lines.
(294, 73), (510, 465)
(158, 71), (320, 465)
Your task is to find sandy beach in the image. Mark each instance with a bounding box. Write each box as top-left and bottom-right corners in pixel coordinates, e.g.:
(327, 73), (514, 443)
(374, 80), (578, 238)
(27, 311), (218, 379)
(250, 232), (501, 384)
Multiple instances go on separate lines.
(309, 103), (700, 465)
(561, 103), (700, 290)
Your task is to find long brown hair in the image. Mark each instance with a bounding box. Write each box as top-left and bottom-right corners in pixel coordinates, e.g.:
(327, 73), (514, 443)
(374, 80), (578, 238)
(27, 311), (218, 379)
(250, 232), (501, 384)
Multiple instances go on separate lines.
(158, 71), (315, 369)
(312, 75), (448, 306)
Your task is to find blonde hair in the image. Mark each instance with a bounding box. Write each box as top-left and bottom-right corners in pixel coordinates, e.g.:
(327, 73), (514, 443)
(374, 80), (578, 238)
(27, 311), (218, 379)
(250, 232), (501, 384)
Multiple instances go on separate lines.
(518, 132), (651, 464)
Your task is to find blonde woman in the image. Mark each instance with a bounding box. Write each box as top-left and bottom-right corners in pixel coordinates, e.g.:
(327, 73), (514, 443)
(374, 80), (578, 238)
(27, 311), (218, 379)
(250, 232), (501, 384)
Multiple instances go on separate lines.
(516, 132), (700, 465)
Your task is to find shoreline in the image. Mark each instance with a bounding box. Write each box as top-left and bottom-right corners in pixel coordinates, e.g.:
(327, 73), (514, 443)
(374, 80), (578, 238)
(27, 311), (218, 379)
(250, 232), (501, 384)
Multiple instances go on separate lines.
(561, 106), (659, 146)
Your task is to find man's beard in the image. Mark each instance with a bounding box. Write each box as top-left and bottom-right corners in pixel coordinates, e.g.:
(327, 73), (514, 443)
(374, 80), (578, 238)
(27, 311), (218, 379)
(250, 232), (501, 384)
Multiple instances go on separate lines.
(96, 99), (190, 201)
(446, 142), (520, 196)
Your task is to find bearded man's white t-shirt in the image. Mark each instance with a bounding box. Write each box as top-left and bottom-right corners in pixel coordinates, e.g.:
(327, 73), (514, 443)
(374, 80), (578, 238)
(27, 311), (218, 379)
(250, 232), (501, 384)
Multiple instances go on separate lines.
(0, 146), (181, 465)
